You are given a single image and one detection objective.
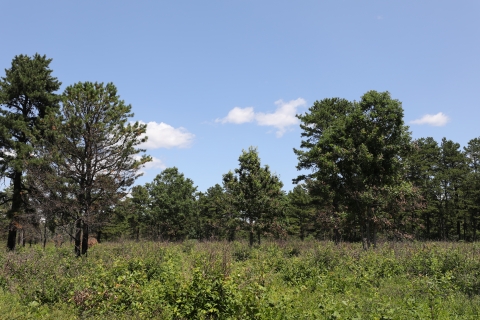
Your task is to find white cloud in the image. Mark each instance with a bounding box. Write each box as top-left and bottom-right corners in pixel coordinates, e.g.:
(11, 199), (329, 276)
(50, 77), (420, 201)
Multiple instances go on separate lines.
(138, 121), (195, 149)
(135, 155), (166, 175)
(216, 98), (306, 137)
(142, 156), (167, 171)
(410, 112), (449, 126)
(255, 98), (306, 137)
(215, 107), (255, 124)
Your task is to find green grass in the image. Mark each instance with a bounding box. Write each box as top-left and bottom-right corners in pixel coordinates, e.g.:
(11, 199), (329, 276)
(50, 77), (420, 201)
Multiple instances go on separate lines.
(0, 240), (479, 319)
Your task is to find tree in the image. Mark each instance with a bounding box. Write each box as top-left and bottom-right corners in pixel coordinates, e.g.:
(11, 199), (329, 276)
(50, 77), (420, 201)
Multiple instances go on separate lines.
(464, 137), (480, 241)
(294, 91), (414, 248)
(0, 54), (61, 250)
(146, 167), (197, 241)
(225, 147), (284, 246)
(434, 138), (467, 240)
(407, 137), (441, 238)
(286, 184), (315, 241)
(197, 184), (232, 241)
(102, 185), (150, 241)
(27, 82), (150, 256)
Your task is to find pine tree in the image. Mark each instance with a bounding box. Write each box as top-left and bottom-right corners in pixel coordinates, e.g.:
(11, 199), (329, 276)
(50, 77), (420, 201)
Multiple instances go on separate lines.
(226, 147), (284, 246)
(295, 91), (414, 248)
(464, 138), (480, 240)
(27, 82), (150, 255)
(0, 54), (61, 250)
(146, 167), (197, 241)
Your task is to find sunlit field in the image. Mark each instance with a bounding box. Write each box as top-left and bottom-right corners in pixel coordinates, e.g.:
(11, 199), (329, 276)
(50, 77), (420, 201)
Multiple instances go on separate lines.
(0, 240), (479, 319)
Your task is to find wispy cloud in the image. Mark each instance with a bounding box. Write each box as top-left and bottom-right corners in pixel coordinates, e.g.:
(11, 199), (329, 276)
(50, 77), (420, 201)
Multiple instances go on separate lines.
(215, 107), (255, 124)
(138, 121), (195, 149)
(142, 156), (166, 171)
(255, 98), (306, 137)
(410, 112), (450, 126)
(135, 155), (166, 175)
(216, 98), (307, 137)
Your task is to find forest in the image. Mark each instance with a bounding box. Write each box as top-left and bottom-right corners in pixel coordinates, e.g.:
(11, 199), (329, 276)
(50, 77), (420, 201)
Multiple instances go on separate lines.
(1, 54), (480, 318)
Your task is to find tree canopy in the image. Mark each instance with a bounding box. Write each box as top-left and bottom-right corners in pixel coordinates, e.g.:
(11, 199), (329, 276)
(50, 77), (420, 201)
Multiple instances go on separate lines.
(0, 53), (61, 250)
(27, 82), (150, 255)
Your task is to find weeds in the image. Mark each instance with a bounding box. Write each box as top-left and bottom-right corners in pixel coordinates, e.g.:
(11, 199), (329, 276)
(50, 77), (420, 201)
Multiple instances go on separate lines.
(0, 240), (479, 319)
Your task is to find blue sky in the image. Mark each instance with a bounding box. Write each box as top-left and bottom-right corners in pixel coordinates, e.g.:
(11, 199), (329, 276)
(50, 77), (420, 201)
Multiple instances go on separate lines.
(2, 1), (479, 192)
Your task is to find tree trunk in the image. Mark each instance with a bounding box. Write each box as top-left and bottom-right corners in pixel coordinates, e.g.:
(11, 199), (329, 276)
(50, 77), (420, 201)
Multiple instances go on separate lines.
(334, 227), (340, 245)
(228, 226), (235, 242)
(426, 212), (431, 239)
(7, 222), (17, 251)
(365, 208), (371, 250)
(473, 212), (477, 242)
(361, 214), (368, 250)
(18, 228), (25, 247)
(249, 228), (254, 247)
(43, 221), (48, 249)
(82, 223), (88, 255)
(7, 171), (24, 251)
(75, 219), (82, 257)
(457, 220), (461, 241)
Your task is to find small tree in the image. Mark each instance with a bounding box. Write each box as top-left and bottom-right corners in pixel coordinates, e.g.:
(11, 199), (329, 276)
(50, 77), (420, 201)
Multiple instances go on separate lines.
(28, 82), (150, 256)
(146, 167), (197, 241)
(226, 147), (284, 246)
(0, 54), (61, 250)
(197, 184), (230, 240)
(286, 185), (313, 241)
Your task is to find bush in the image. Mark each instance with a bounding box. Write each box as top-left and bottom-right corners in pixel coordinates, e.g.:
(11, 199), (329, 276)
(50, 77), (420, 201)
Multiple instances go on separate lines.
(0, 240), (480, 319)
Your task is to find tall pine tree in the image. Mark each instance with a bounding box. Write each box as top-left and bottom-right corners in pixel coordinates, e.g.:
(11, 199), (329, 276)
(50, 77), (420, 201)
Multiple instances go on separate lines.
(0, 54), (61, 250)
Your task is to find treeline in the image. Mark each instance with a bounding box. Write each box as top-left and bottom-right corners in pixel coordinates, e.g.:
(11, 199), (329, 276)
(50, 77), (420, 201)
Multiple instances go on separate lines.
(1, 54), (480, 254)
(104, 135), (480, 247)
(104, 95), (480, 248)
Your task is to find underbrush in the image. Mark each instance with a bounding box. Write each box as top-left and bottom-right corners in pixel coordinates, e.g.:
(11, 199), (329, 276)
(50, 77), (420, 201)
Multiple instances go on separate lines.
(0, 240), (479, 319)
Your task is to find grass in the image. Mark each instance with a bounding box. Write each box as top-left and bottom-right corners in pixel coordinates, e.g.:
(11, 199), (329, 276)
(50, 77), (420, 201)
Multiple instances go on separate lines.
(0, 240), (479, 319)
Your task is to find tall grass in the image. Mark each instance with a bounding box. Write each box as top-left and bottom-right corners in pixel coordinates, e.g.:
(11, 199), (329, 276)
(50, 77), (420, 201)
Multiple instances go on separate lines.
(0, 240), (479, 319)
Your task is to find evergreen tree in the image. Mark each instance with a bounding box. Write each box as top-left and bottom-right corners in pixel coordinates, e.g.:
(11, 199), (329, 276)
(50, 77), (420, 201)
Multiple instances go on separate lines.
(146, 167), (197, 241)
(286, 184), (315, 241)
(0, 54), (61, 250)
(464, 137), (480, 241)
(226, 147), (284, 246)
(295, 91), (415, 248)
(103, 185), (150, 241)
(27, 82), (150, 255)
(434, 138), (467, 240)
(197, 184), (232, 240)
(408, 137), (441, 238)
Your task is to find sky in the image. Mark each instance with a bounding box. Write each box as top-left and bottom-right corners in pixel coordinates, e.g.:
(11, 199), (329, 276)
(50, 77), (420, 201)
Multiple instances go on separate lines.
(1, 1), (479, 192)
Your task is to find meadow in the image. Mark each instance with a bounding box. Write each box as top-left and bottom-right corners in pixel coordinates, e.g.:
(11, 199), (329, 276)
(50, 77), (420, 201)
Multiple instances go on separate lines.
(0, 240), (479, 319)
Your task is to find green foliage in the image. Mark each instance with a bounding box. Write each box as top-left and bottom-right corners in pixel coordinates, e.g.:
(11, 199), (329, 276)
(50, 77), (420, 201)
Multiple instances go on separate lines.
(197, 184), (235, 241)
(294, 91), (418, 246)
(104, 185), (150, 240)
(146, 167), (198, 241)
(0, 53), (61, 250)
(1, 241), (480, 319)
(286, 184), (316, 240)
(224, 147), (285, 246)
(27, 81), (151, 255)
